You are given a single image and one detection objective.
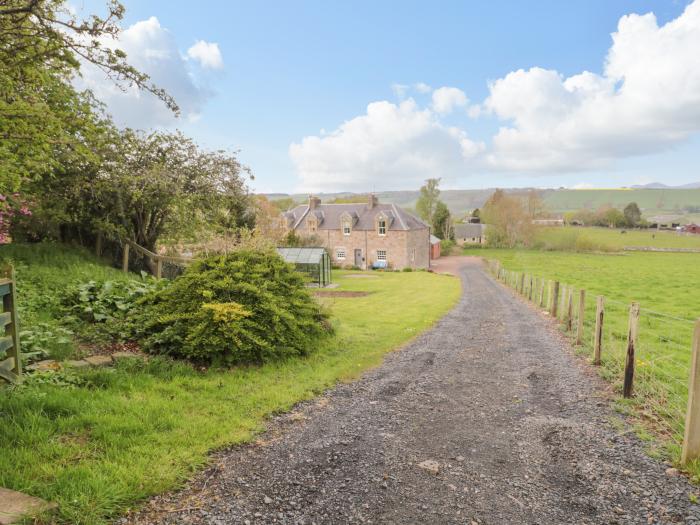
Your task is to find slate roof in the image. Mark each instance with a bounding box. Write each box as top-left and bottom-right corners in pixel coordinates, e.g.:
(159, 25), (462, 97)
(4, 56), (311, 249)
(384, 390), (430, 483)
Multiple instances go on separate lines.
(454, 223), (486, 238)
(283, 202), (428, 232)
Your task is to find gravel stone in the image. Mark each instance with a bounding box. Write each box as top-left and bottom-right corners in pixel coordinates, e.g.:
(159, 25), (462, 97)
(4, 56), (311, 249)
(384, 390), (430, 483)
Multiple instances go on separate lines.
(122, 258), (700, 524)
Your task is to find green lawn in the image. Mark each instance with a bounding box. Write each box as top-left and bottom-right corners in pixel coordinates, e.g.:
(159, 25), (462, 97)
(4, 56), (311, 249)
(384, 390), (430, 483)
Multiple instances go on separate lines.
(0, 248), (461, 524)
(470, 246), (700, 469)
(534, 226), (700, 252)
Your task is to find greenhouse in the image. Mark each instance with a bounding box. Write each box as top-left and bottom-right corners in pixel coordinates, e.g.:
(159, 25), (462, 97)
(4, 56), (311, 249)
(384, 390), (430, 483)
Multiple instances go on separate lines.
(276, 247), (332, 287)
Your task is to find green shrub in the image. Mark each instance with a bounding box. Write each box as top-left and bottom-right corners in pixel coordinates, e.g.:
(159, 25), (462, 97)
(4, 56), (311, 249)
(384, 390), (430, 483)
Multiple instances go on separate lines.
(402, 267), (413, 272)
(135, 250), (331, 365)
(440, 239), (455, 255)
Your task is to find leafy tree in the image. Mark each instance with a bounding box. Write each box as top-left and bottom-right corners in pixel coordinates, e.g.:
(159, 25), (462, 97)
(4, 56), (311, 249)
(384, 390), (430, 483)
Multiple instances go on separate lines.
(269, 197), (296, 212)
(481, 189), (533, 247)
(33, 130), (253, 252)
(526, 190), (546, 219)
(432, 201), (453, 240)
(0, 0), (174, 193)
(416, 178), (441, 225)
(623, 202), (642, 226)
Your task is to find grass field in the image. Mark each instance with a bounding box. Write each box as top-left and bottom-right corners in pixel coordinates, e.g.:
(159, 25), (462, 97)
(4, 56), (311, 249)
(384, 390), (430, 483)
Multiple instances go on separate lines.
(469, 246), (700, 469)
(0, 246), (461, 524)
(534, 226), (700, 252)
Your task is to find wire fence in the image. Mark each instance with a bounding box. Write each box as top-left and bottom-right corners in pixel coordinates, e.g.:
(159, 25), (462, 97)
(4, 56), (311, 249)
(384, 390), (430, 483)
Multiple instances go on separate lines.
(486, 259), (699, 457)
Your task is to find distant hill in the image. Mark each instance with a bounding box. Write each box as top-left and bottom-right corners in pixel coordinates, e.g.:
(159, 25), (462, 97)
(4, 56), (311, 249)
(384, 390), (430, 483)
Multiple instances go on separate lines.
(265, 187), (700, 220)
(631, 181), (700, 189)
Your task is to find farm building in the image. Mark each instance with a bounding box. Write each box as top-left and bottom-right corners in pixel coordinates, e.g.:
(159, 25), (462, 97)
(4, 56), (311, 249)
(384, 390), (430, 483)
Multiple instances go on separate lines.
(454, 223), (487, 245)
(281, 194), (430, 270)
(430, 235), (441, 259)
(532, 218), (564, 226)
(682, 224), (700, 234)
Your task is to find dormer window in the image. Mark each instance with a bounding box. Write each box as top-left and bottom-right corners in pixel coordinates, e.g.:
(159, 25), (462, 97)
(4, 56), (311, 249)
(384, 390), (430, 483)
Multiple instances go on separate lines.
(343, 220), (351, 235)
(378, 218), (387, 236)
(307, 216), (317, 232)
(340, 213), (353, 236)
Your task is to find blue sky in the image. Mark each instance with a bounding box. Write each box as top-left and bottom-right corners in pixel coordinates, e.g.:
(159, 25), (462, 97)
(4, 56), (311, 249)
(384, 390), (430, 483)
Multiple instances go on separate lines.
(77, 0), (700, 193)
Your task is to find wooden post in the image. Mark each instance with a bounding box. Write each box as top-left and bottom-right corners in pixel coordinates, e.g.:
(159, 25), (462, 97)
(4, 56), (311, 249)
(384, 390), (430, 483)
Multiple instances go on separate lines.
(576, 289), (586, 345)
(0, 265), (21, 382)
(538, 278), (545, 308)
(122, 243), (130, 273)
(566, 288), (574, 331)
(681, 320), (700, 464)
(593, 296), (604, 365)
(519, 273), (525, 295)
(95, 233), (103, 257)
(550, 281), (559, 317)
(528, 275), (534, 302)
(155, 258), (163, 280)
(623, 302), (640, 398)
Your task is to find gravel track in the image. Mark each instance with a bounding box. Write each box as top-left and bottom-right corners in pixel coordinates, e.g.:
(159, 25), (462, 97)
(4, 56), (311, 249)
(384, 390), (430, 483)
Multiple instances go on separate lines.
(124, 258), (700, 525)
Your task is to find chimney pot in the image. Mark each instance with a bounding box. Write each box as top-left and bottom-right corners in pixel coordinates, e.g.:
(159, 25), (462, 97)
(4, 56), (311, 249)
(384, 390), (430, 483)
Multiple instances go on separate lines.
(367, 193), (378, 209)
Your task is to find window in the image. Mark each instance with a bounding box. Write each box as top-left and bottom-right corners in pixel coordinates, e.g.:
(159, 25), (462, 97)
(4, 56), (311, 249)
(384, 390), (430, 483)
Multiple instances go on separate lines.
(336, 249), (346, 260)
(411, 248), (416, 262)
(378, 218), (386, 235)
(342, 220), (351, 236)
(377, 250), (387, 261)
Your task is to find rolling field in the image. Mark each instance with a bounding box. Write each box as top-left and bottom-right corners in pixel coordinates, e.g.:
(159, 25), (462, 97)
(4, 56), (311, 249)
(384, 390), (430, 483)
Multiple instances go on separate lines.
(468, 247), (700, 466)
(534, 226), (700, 251)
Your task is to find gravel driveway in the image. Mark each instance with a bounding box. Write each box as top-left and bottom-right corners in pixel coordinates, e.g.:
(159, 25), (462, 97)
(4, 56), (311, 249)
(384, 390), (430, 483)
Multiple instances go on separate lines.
(124, 258), (700, 525)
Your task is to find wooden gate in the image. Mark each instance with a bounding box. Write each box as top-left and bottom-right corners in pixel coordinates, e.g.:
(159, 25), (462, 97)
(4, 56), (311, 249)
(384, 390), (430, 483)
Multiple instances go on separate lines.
(0, 265), (21, 383)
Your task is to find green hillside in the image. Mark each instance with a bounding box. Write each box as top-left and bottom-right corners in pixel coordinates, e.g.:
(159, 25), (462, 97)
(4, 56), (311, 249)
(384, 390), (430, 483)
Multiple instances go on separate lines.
(267, 187), (700, 221)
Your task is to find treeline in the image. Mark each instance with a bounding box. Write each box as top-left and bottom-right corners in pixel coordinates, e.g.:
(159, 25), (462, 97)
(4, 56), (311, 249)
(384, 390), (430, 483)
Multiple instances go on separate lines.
(0, 1), (256, 259)
(564, 202), (645, 228)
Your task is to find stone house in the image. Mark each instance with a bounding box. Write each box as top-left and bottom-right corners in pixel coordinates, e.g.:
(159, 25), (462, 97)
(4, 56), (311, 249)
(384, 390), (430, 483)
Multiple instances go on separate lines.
(281, 195), (431, 269)
(454, 223), (487, 245)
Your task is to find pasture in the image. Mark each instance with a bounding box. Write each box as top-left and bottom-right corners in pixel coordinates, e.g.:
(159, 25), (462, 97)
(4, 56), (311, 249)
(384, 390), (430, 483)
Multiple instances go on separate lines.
(469, 246), (700, 468)
(0, 246), (461, 524)
(534, 226), (700, 252)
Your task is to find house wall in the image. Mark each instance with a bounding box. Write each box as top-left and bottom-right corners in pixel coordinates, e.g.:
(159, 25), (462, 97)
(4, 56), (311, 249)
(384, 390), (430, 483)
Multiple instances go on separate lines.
(315, 227), (429, 270)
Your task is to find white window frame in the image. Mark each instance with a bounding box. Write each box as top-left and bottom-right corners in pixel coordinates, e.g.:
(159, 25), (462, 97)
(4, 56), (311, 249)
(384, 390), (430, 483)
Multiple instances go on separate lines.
(336, 248), (346, 260)
(342, 221), (351, 236)
(378, 218), (387, 236)
(376, 250), (387, 261)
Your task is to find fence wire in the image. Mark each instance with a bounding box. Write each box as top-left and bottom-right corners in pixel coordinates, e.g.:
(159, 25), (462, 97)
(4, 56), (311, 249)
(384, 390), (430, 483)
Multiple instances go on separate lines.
(487, 260), (696, 446)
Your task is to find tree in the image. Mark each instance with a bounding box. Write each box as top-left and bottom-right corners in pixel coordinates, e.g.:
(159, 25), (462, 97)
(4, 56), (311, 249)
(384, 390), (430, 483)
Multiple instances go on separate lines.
(623, 202), (642, 226)
(416, 178), (441, 225)
(481, 189), (533, 247)
(43, 130), (253, 252)
(432, 201), (453, 240)
(526, 190), (546, 219)
(0, 0), (175, 193)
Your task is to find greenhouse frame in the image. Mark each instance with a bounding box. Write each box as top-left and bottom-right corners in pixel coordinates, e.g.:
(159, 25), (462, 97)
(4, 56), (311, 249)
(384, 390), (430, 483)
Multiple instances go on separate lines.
(276, 247), (332, 287)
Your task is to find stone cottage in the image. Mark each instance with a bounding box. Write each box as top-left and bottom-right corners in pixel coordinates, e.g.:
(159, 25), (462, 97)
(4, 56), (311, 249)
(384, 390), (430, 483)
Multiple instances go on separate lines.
(281, 195), (431, 269)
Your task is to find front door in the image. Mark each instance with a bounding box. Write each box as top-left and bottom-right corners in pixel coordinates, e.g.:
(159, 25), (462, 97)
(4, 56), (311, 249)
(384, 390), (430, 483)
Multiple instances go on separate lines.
(354, 248), (363, 268)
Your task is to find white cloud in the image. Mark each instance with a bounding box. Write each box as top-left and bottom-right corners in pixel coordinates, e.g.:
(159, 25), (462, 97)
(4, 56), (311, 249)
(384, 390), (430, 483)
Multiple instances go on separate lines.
(484, 0), (700, 172)
(431, 86), (468, 114)
(74, 16), (219, 128)
(289, 99), (483, 192)
(186, 40), (224, 69)
(290, 1), (700, 190)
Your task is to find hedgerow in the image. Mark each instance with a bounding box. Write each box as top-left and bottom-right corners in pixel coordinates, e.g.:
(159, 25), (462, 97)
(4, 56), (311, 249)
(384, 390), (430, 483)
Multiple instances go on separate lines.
(135, 250), (331, 364)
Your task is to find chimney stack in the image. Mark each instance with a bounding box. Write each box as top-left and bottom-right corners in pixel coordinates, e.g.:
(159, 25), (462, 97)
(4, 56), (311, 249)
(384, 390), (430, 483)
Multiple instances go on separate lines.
(367, 193), (378, 210)
(308, 195), (321, 209)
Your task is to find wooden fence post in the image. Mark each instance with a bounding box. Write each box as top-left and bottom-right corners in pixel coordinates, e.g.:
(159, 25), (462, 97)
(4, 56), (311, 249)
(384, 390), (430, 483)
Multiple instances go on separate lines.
(0, 265), (22, 382)
(623, 302), (640, 398)
(550, 281), (560, 317)
(566, 288), (574, 331)
(155, 258), (163, 280)
(122, 243), (130, 273)
(96, 233), (103, 257)
(519, 273), (525, 295)
(681, 320), (700, 464)
(593, 296), (604, 365)
(539, 279), (545, 308)
(576, 289), (586, 345)
(528, 275), (534, 302)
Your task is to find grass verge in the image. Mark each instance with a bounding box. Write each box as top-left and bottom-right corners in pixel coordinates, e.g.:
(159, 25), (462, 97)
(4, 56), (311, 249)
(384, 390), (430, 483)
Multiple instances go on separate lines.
(0, 252), (461, 524)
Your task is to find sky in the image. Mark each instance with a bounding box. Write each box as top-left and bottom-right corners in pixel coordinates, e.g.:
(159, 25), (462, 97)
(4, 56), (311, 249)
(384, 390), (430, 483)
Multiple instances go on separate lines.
(73, 0), (700, 193)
